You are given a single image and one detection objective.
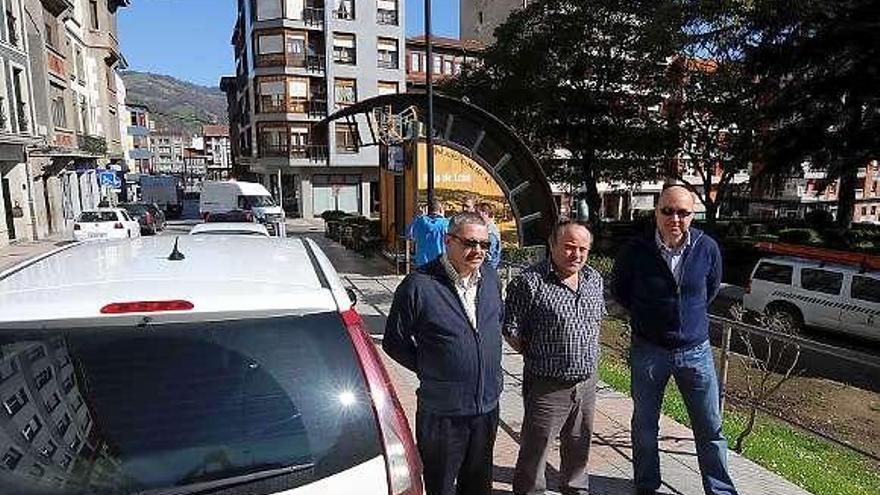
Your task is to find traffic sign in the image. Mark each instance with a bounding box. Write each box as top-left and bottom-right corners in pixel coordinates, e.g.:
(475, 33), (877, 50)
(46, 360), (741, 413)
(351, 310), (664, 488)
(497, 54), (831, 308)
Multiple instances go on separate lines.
(99, 171), (121, 189)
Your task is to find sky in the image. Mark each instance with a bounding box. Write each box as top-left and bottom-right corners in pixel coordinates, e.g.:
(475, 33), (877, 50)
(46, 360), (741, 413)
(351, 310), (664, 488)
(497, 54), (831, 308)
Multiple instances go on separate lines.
(118, 0), (460, 88)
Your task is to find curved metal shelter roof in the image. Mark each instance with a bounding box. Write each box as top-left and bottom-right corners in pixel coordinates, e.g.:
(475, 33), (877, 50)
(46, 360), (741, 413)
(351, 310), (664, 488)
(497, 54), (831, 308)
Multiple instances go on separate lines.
(317, 91), (558, 246)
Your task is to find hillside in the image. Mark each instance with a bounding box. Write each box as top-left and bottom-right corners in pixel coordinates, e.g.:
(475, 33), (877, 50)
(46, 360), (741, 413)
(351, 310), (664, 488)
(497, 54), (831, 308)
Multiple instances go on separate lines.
(121, 71), (228, 135)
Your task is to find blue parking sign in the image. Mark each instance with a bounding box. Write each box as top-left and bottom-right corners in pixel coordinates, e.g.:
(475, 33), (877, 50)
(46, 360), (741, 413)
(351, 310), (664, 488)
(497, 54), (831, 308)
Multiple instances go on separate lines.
(99, 171), (120, 189)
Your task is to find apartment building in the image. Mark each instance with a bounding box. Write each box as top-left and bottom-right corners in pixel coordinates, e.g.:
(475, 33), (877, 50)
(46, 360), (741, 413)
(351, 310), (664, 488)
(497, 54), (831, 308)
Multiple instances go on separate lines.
(150, 133), (186, 175)
(202, 124), (232, 181)
(224, 0), (406, 218)
(125, 102), (151, 174)
(405, 35), (482, 90)
(0, 0), (129, 248)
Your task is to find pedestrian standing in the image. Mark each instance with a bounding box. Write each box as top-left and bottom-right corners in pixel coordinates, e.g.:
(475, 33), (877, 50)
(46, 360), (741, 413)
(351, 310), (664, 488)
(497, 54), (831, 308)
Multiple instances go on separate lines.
(476, 202), (501, 269)
(384, 212), (504, 495)
(611, 184), (738, 495)
(410, 199), (449, 268)
(504, 221), (605, 495)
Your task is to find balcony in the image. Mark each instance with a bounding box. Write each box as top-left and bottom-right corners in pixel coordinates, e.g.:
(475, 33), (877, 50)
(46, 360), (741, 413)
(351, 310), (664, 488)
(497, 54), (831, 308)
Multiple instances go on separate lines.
(258, 97), (327, 116)
(259, 142), (328, 162)
(377, 9), (398, 25)
(256, 53), (325, 72)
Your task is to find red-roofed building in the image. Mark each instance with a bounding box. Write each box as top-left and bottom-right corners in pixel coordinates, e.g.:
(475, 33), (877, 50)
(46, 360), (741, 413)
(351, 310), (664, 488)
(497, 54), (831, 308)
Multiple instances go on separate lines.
(405, 36), (483, 90)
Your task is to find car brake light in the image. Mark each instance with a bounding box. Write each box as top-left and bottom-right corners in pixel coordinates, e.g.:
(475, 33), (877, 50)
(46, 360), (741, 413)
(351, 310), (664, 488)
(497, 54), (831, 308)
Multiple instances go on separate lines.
(145, 211), (153, 224)
(341, 309), (423, 495)
(100, 300), (195, 314)
(114, 222), (124, 229)
(745, 280), (752, 294)
(73, 224), (81, 231)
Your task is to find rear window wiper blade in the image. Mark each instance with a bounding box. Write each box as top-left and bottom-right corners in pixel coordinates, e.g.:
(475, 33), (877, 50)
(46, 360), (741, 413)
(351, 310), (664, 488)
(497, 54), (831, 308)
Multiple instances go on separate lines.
(133, 462), (316, 495)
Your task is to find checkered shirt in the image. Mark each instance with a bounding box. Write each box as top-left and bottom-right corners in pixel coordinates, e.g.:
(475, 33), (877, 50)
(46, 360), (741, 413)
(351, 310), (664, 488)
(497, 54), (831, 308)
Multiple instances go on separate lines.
(503, 259), (606, 381)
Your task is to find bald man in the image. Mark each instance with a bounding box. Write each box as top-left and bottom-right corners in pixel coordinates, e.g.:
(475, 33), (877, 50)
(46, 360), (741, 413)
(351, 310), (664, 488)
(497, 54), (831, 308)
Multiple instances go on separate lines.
(612, 185), (738, 495)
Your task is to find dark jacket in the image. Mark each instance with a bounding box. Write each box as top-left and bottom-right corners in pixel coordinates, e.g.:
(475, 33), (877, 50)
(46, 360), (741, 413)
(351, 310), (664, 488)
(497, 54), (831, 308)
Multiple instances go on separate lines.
(611, 227), (722, 350)
(383, 259), (503, 416)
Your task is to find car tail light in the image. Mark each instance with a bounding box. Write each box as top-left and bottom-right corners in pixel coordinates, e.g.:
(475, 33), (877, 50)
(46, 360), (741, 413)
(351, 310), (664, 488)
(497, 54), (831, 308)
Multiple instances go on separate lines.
(114, 222), (124, 229)
(341, 309), (423, 495)
(745, 279), (752, 294)
(100, 300), (195, 314)
(73, 224), (81, 231)
(145, 211), (153, 224)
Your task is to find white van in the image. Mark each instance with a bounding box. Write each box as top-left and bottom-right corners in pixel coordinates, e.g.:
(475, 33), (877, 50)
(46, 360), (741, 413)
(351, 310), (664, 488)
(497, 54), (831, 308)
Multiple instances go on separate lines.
(743, 256), (880, 342)
(200, 181), (286, 236)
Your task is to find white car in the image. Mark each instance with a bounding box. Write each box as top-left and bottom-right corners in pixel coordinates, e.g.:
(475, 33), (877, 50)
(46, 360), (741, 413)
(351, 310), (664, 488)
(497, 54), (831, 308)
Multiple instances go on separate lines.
(189, 222), (270, 237)
(743, 255), (880, 342)
(0, 237), (422, 495)
(73, 208), (141, 241)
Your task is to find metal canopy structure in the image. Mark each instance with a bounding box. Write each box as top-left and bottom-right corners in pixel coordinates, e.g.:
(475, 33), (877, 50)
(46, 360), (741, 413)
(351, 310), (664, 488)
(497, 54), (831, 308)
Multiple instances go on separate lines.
(316, 91), (558, 246)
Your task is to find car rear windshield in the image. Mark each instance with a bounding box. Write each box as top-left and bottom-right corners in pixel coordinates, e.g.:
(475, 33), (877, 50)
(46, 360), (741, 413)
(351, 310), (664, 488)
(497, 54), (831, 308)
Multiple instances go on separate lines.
(123, 205), (149, 215)
(78, 211), (118, 223)
(0, 313), (381, 495)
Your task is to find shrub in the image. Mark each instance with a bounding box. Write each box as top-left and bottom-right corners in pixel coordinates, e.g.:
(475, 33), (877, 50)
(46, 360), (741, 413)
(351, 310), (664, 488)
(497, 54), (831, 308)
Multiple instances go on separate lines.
(778, 228), (823, 245)
(320, 210), (350, 222)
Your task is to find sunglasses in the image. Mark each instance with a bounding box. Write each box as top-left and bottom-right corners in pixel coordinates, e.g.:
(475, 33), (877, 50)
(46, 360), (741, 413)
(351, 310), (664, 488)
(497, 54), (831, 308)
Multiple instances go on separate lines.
(450, 234), (491, 251)
(659, 207), (694, 218)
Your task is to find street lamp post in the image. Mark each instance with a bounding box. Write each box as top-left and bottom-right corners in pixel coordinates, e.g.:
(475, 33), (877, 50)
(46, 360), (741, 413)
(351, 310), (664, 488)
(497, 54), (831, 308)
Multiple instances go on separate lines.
(425, 0), (435, 210)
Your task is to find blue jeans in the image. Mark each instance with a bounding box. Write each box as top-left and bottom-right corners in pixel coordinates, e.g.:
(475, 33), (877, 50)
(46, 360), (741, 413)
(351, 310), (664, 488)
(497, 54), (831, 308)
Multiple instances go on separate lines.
(630, 338), (738, 495)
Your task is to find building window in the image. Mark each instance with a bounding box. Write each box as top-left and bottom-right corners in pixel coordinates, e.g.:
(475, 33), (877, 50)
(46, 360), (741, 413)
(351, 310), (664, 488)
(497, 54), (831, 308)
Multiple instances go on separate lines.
(334, 78), (356, 107)
(284, 0), (304, 20)
(56, 413), (71, 436)
(22, 415), (43, 442)
(377, 0), (398, 25)
(89, 0), (99, 30)
(377, 38), (398, 69)
(75, 47), (85, 84)
(410, 52), (422, 73)
(62, 374), (75, 394)
(45, 22), (57, 49)
(38, 441), (57, 460)
(478, 11), (484, 24)
(334, 0), (354, 20)
(378, 81), (398, 96)
(333, 33), (356, 65)
(12, 67), (27, 133)
(6, 8), (18, 47)
(258, 78), (285, 113)
(335, 123), (358, 153)
(35, 366), (53, 389)
(256, 0), (282, 20)
(1, 448), (22, 471)
(288, 77), (310, 112)
(259, 124), (289, 157)
(51, 85), (67, 129)
(286, 32), (306, 67)
(44, 392), (60, 413)
(3, 388), (28, 417)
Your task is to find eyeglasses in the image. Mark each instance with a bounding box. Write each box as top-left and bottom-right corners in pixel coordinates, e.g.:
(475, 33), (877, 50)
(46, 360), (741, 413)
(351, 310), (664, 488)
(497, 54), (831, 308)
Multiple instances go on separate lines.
(659, 207), (694, 218)
(450, 234), (491, 251)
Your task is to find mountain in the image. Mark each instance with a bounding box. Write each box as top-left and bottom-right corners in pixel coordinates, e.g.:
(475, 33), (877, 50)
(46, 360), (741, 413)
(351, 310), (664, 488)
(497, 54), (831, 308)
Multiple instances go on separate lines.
(121, 71), (228, 135)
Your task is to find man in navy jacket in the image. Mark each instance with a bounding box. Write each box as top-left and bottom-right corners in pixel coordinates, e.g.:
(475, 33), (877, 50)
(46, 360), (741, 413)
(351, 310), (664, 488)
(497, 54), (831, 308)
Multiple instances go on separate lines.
(384, 212), (503, 495)
(612, 185), (738, 495)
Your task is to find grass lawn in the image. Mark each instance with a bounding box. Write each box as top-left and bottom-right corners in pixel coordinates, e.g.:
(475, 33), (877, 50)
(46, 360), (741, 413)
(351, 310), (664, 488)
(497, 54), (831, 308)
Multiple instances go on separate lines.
(598, 333), (880, 495)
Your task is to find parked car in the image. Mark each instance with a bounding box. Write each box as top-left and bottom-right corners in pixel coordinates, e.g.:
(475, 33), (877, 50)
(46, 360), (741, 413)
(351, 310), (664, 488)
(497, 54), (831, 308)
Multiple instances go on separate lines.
(190, 222), (270, 237)
(743, 255), (880, 342)
(145, 203), (167, 230)
(0, 237), (423, 495)
(121, 203), (162, 235)
(73, 208), (141, 241)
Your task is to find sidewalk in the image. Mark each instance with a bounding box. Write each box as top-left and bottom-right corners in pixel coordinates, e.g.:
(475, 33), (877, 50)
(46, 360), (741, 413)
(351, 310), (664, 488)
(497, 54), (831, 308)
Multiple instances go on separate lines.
(0, 234), (71, 273)
(294, 222), (813, 495)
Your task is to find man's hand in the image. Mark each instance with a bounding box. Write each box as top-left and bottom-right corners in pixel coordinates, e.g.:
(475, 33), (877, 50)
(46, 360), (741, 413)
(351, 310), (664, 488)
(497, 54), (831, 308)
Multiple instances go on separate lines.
(504, 334), (523, 353)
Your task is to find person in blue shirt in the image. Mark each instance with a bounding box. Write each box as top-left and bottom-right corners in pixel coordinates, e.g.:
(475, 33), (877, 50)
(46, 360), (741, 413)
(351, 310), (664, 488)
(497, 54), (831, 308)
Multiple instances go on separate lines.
(477, 202), (501, 269)
(409, 199), (449, 267)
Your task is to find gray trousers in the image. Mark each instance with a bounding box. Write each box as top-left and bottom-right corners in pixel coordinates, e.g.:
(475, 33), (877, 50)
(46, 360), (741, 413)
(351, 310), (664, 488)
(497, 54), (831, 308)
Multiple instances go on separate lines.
(513, 373), (598, 495)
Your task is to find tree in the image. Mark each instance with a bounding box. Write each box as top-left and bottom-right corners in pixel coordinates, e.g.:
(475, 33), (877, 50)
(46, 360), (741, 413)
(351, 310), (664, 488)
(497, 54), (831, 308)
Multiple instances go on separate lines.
(746, 0), (880, 228)
(662, 2), (759, 223)
(444, 0), (683, 226)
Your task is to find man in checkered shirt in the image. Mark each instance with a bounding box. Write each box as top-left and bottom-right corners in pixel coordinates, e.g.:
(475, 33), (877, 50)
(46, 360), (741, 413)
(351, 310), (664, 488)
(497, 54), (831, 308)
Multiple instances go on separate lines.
(503, 221), (606, 495)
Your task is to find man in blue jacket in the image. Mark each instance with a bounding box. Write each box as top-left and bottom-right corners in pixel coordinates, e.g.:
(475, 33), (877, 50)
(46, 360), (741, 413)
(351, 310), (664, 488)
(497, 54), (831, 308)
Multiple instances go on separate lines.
(612, 185), (738, 495)
(384, 212), (503, 495)
(409, 199), (449, 268)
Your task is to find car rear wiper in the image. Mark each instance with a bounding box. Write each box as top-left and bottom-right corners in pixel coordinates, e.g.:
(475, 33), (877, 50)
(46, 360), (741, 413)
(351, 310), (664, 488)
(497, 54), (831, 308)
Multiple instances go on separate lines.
(133, 462), (316, 495)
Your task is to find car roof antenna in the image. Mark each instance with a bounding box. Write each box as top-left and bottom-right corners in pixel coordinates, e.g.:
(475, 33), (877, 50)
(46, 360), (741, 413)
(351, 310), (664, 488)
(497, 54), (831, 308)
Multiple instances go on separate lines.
(168, 237), (186, 261)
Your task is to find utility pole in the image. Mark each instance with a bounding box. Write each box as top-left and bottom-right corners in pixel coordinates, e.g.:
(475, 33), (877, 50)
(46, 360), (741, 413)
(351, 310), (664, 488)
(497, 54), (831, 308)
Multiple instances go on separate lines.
(425, 0), (435, 210)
